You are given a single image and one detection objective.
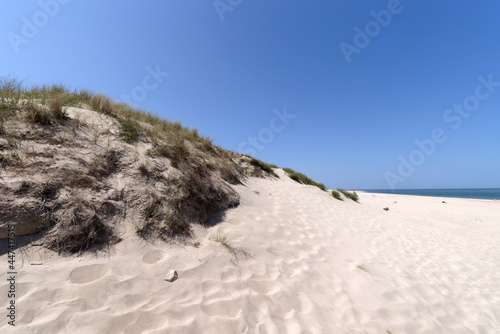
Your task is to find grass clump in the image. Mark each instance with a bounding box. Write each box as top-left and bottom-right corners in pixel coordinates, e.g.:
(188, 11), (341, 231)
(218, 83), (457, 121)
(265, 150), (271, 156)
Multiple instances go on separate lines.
(337, 189), (359, 202)
(138, 163), (148, 175)
(210, 233), (250, 262)
(138, 198), (193, 239)
(44, 199), (112, 253)
(118, 118), (141, 143)
(47, 95), (69, 121)
(249, 158), (278, 177)
(89, 94), (113, 114)
(357, 264), (369, 272)
(331, 189), (343, 200)
(0, 76), (21, 112)
(89, 150), (120, 176)
(152, 140), (190, 164)
(283, 168), (326, 191)
(23, 100), (53, 126)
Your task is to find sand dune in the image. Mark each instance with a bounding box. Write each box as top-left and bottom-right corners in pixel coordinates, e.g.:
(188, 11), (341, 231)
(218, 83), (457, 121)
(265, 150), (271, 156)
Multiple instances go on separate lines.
(1, 169), (499, 333)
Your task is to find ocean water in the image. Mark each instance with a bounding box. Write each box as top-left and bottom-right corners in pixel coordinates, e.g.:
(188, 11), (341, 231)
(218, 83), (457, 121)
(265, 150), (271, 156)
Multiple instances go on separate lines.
(363, 188), (500, 200)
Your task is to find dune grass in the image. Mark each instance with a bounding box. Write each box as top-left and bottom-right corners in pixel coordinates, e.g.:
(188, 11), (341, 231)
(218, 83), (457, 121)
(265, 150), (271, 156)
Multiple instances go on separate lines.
(283, 168), (326, 191)
(249, 158), (278, 177)
(331, 189), (343, 200)
(337, 189), (359, 202)
(210, 233), (251, 262)
(0, 76), (214, 153)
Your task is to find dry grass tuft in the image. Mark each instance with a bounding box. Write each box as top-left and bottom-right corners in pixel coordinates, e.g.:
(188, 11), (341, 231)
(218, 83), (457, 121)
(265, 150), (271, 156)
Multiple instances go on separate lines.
(44, 199), (112, 253)
(210, 233), (251, 262)
(89, 150), (120, 176)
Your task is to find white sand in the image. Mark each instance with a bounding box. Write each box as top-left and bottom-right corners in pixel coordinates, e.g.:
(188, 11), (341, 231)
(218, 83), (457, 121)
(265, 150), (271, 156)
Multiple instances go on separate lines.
(1, 169), (499, 333)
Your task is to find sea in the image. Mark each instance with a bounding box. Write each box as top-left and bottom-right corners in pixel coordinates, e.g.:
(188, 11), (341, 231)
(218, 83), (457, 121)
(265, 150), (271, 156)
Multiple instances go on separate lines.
(362, 188), (500, 200)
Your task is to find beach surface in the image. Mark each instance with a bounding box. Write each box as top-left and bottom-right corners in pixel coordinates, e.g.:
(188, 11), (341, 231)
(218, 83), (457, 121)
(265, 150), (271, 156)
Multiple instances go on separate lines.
(1, 169), (499, 333)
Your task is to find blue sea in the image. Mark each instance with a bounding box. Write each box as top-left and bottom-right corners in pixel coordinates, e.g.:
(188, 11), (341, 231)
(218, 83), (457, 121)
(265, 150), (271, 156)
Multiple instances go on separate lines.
(363, 188), (500, 200)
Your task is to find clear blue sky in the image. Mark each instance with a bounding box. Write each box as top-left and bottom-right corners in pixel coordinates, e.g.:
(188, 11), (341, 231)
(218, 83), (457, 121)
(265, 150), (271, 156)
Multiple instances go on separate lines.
(2, 0), (500, 189)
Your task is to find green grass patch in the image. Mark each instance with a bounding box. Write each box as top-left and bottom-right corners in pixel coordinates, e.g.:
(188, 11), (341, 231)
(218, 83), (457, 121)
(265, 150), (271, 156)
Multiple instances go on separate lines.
(283, 168), (326, 191)
(337, 189), (359, 202)
(249, 158), (278, 177)
(331, 189), (343, 200)
(118, 118), (141, 143)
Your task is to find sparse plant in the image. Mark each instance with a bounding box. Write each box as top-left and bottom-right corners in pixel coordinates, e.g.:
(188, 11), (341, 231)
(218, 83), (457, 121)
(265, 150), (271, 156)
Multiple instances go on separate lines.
(138, 163), (148, 175)
(337, 189), (359, 202)
(210, 233), (250, 262)
(89, 150), (120, 176)
(89, 94), (113, 114)
(331, 189), (343, 200)
(249, 158), (278, 177)
(47, 95), (69, 121)
(118, 118), (141, 143)
(24, 100), (52, 126)
(0, 76), (22, 113)
(357, 264), (368, 272)
(283, 168), (326, 191)
(316, 183), (327, 191)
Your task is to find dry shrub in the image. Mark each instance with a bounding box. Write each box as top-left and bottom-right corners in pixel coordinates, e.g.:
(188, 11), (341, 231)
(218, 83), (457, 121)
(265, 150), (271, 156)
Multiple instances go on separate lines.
(23, 101), (52, 126)
(67, 174), (98, 189)
(37, 181), (61, 200)
(215, 155), (242, 184)
(44, 200), (112, 253)
(174, 165), (239, 226)
(138, 163), (239, 240)
(89, 150), (120, 176)
(138, 197), (193, 239)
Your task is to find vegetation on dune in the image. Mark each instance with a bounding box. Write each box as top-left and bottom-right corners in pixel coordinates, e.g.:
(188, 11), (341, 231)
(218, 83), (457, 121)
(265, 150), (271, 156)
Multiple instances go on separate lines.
(337, 189), (359, 202)
(1, 75), (356, 254)
(331, 189), (343, 200)
(282, 167), (326, 191)
(249, 158), (278, 177)
(0, 76), (280, 253)
(210, 233), (251, 262)
(0, 78), (246, 252)
(118, 118), (141, 143)
(43, 198), (113, 253)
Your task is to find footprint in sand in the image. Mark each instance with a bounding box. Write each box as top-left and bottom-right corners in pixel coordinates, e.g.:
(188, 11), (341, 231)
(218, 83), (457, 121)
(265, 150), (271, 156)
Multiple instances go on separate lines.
(69, 264), (110, 284)
(249, 280), (280, 294)
(201, 299), (242, 318)
(142, 250), (167, 264)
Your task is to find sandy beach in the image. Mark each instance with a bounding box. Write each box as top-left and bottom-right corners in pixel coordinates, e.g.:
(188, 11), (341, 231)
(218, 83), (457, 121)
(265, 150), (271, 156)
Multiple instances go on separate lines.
(1, 169), (499, 333)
